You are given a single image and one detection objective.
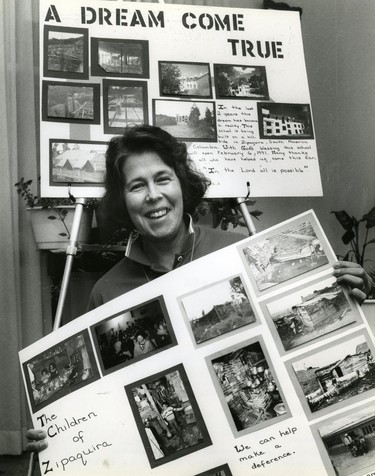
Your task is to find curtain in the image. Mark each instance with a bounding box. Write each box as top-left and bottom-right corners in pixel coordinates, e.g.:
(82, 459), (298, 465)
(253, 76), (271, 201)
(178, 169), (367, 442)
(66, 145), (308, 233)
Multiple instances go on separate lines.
(0, 0), (47, 454)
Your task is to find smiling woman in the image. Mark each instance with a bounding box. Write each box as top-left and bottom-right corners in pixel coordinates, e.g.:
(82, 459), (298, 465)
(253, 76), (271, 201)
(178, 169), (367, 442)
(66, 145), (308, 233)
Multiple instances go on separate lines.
(86, 125), (245, 309)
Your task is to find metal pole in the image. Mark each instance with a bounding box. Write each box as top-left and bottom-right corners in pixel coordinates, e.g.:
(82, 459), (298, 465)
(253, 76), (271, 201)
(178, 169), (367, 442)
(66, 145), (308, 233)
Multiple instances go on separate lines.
(53, 198), (87, 331)
(236, 197), (257, 236)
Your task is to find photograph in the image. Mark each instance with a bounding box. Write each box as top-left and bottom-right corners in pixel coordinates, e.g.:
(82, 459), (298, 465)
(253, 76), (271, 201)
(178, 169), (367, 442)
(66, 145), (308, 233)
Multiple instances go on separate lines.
(153, 99), (217, 141)
(103, 79), (148, 134)
(180, 275), (256, 345)
(44, 26), (88, 79)
(42, 80), (100, 124)
(292, 334), (375, 414)
(257, 102), (314, 139)
(214, 64), (269, 100)
(159, 61), (212, 98)
(208, 339), (288, 434)
(125, 364), (211, 468)
(23, 330), (100, 413)
(194, 463), (233, 476)
(240, 218), (329, 293)
(317, 405), (375, 476)
(91, 297), (176, 375)
(264, 276), (358, 352)
(91, 38), (149, 78)
(50, 139), (107, 186)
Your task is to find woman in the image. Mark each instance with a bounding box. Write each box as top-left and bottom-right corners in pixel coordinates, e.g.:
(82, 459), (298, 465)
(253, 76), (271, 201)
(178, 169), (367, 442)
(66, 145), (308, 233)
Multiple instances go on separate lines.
(26, 124), (372, 452)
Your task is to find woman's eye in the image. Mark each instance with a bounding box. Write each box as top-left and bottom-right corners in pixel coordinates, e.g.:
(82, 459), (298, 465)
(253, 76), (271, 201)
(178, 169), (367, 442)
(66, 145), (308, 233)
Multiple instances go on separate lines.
(157, 176), (171, 184)
(130, 183), (145, 192)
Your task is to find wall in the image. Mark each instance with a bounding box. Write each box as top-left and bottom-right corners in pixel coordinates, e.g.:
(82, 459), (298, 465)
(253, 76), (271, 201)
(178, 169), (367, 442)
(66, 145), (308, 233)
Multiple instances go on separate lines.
(253, 0), (375, 271)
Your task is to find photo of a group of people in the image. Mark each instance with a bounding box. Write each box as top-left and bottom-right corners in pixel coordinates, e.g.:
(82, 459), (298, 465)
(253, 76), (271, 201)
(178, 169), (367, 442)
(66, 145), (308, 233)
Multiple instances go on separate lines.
(125, 364), (211, 468)
(290, 333), (375, 416)
(263, 276), (359, 352)
(208, 338), (288, 434)
(180, 275), (256, 345)
(91, 297), (176, 375)
(23, 330), (100, 412)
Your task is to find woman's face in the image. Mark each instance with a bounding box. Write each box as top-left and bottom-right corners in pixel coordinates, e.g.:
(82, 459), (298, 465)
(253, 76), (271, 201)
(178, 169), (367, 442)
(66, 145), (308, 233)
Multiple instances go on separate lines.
(122, 151), (184, 242)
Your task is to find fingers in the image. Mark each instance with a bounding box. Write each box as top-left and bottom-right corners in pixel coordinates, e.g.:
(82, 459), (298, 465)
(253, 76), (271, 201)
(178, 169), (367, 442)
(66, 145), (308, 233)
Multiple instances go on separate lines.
(333, 261), (372, 303)
(25, 429), (48, 453)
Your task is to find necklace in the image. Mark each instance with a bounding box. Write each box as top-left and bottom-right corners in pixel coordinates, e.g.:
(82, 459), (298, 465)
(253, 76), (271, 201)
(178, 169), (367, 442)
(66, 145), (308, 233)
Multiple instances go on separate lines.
(142, 232), (196, 283)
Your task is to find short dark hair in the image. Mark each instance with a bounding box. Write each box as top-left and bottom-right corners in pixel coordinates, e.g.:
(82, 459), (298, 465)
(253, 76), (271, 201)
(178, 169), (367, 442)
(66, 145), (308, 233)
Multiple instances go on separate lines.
(99, 125), (210, 236)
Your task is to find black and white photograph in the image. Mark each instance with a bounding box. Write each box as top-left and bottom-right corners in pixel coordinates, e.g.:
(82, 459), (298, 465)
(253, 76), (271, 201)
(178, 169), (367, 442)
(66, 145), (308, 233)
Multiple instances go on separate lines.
(125, 364), (211, 468)
(257, 102), (314, 139)
(208, 339), (289, 435)
(44, 26), (89, 79)
(153, 99), (217, 141)
(42, 80), (100, 124)
(50, 139), (107, 186)
(194, 463), (233, 476)
(316, 405), (375, 476)
(263, 276), (359, 352)
(239, 217), (330, 293)
(180, 275), (256, 345)
(22, 330), (100, 413)
(91, 297), (176, 375)
(214, 64), (269, 100)
(159, 61), (212, 98)
(103, 79), (148, 134)
(91, 37), (149, 78)
(291, 334), (375, 415)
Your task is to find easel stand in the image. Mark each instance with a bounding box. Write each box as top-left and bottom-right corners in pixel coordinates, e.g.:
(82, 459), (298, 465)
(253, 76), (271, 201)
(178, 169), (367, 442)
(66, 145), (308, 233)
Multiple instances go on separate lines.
(27, 197), (87, 476)
(53, 198), (87, 331)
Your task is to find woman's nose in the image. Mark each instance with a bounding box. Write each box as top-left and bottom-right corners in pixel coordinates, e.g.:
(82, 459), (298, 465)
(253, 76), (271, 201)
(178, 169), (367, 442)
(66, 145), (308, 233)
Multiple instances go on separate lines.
(146, 184), (162, 201)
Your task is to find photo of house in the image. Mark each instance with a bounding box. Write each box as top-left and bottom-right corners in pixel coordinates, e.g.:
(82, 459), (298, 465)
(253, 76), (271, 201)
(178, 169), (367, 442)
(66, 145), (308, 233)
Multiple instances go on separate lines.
(153, 99), (216, 141)
(318, 406), (375, 476)
(209, 340), (288, 433)
(240, 219), (329, 292)
(265, 277), (356, 351)
(44, 26), (88, 79)
(181, 276), (256, 345)
(257, 102), (314, 139)
(91, 38), (149, 78)
(292, 335), (375, 414)
(214, 64), (269, 99)
(159, 61), (212, 98)
(50, 140), (106, 185)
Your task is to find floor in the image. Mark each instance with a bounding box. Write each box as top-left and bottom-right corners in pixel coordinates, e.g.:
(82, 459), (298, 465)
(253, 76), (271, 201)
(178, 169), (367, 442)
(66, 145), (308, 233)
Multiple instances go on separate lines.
(0, 453), (41, 475)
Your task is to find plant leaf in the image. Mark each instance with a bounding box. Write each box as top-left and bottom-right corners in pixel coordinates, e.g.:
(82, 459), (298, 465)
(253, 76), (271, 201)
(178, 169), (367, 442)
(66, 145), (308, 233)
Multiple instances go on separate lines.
(59, 233), (68, 237)
(342, 229), (355, 245)
(362, 206), (375, 229)
(48, 215), (57, 220)
(331, 210), (355, 230)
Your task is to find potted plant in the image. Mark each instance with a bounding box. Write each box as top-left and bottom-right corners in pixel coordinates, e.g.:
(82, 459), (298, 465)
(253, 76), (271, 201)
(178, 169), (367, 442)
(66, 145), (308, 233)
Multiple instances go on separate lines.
(197, 198), (262, 231)
(331, 207), (375, 300)
(15, 177), (97, 250)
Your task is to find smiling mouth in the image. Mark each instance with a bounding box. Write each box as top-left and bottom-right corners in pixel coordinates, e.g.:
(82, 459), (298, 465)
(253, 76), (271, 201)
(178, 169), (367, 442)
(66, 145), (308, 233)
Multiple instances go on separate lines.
(145, 208), (170, 219)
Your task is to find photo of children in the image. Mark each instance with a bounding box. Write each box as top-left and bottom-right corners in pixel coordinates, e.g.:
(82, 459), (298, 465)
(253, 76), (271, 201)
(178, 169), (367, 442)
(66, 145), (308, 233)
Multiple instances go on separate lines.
(125, 364), (211, 468)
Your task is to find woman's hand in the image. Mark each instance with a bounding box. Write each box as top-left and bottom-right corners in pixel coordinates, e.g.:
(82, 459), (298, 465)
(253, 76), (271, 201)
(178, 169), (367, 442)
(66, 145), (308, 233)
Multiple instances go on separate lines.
(25, 429), (48, 453)
(333, 261), (373, 304)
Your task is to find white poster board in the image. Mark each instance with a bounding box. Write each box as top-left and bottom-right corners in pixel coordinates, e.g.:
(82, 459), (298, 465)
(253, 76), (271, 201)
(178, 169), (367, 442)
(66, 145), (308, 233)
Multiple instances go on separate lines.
(20, 211), (375, 476)
(40, 0), (322, 198)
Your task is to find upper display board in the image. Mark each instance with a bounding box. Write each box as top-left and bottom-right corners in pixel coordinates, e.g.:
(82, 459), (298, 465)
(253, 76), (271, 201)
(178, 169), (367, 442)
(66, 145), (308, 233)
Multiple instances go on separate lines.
(40, 0), (322, 198)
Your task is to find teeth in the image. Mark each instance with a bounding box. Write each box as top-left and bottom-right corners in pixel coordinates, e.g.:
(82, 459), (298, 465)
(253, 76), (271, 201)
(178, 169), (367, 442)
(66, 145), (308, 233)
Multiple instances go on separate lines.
(147, 209), (168, 219)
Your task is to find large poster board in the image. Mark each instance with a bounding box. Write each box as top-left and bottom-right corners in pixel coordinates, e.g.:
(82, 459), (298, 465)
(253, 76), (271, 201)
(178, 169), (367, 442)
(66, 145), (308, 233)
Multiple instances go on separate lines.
(40, 0), (322, 198)
(20, 211), (375, 475)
